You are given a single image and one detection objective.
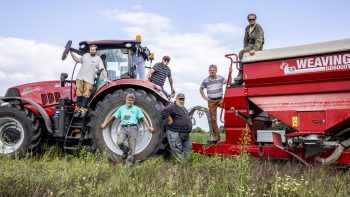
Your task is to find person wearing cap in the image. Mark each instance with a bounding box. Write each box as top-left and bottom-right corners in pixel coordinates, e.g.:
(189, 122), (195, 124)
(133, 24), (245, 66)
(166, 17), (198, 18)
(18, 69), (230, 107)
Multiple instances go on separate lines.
(145, 55), (175, 98)
(161, 93), (193, 163)
(101, 93), (155, 165)
(200, 64), (232, 143)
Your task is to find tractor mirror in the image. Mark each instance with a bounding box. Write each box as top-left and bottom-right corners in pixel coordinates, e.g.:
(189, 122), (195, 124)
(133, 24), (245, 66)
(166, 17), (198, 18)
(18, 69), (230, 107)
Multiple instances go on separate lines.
(62, 40), (72, 60)
(60, 73), (68, 87)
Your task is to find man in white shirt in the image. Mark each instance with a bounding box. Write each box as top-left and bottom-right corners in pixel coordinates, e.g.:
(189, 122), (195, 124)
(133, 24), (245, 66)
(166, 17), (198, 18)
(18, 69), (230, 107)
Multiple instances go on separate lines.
(70, 44), (111, 117)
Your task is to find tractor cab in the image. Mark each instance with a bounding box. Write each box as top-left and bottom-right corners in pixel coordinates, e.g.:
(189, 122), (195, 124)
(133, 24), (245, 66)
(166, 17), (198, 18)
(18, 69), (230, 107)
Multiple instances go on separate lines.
(78, 37), (153, 90)
(62, 36), (154, 91)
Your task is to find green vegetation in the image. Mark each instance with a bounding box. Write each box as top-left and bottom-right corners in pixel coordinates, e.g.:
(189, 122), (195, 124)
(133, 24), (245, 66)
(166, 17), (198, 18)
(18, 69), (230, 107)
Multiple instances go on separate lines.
(0, 133), (349, 197)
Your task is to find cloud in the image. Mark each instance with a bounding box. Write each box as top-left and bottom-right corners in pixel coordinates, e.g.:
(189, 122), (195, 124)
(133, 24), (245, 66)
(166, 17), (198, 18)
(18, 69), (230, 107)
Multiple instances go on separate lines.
(103, 9), (173, 32)
(0, 37), (75, 94)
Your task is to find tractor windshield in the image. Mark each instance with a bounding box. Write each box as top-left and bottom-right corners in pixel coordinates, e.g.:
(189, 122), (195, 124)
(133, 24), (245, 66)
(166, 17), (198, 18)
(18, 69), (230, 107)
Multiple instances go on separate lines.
(95, 48), (147, 90)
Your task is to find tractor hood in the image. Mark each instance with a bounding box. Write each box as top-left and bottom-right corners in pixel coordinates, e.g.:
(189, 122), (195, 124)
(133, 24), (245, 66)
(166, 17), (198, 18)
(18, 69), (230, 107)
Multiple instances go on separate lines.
(5, 80), (73, 107)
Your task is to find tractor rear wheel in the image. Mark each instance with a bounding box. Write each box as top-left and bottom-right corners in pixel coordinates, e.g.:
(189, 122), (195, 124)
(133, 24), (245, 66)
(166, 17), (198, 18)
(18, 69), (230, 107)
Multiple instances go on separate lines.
(90, 88), (165, 163)
(0, 104), (41, 157)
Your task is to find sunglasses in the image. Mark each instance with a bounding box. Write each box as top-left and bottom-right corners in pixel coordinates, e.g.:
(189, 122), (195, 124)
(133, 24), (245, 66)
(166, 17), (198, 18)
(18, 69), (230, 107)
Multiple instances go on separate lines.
(248, 18), (256, 21)
(178, 98), (185, 101)
(163, 59), (170, 62)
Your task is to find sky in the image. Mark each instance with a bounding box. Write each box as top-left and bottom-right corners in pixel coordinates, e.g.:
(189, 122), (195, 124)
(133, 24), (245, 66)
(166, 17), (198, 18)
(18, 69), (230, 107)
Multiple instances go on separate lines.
(1, 0), (350, 131)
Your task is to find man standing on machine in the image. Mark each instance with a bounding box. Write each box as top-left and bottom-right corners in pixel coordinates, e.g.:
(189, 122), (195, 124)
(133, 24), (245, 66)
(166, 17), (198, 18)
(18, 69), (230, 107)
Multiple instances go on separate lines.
(70, 44), (111, 118)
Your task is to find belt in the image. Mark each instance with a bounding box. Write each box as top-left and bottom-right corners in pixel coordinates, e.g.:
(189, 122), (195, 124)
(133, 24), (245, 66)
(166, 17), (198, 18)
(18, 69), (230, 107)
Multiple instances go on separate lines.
(209, 97), (222, 100)
(121, 124), (138, 128)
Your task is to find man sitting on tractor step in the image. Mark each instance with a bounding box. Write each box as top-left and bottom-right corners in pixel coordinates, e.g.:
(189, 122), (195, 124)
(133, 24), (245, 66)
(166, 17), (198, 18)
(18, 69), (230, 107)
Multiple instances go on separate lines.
(233, 13), (264, 85)
(145, 55), (175, 99)
(70, 44), (111, 118)
(200, 64), (232, 143)
(101, 93), (155, 165)
(162, 93), (193, 163)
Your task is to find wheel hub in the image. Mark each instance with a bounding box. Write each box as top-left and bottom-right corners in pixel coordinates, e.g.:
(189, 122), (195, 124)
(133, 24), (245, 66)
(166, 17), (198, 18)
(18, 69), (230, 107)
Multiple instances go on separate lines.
(102, 108), (153, 156)
(2, 127), (21, 145)
(0, 117), (25, 154)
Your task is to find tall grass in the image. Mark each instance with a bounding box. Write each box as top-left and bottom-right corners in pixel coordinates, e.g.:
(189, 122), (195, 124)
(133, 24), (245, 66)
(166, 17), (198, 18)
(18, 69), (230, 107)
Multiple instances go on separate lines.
(0, 134), (349, 196)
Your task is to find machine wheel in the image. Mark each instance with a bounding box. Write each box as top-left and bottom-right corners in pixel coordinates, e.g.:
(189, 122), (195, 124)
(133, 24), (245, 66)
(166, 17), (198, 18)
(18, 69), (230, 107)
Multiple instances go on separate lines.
(89, 88), (165, 163)
(0, 104), (41, 157)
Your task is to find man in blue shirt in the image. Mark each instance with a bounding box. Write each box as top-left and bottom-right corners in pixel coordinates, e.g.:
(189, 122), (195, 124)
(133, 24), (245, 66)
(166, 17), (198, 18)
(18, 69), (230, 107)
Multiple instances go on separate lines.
(101, 93), (154, 165)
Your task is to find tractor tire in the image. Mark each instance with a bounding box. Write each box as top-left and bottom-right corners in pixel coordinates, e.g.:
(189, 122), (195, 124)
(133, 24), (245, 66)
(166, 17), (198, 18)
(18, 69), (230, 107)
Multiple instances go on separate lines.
(89, 88), (166, 163)
(0, 104), (41, 157)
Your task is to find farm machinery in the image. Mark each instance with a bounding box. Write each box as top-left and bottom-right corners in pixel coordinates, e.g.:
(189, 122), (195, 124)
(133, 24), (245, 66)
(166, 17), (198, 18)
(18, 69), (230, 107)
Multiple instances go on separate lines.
(0, 36), (169, 162)
(192, 39), (350, 165)
(1, 35), (349, 165)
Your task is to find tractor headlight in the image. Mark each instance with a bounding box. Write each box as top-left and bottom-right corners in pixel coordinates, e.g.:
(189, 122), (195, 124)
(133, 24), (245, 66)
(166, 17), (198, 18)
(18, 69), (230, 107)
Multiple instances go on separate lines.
(125, 43), (132, 48)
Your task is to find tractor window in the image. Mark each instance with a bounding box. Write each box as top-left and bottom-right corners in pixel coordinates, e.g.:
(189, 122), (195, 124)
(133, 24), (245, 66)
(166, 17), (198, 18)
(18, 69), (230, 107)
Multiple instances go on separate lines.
(96, 49), (130, 89)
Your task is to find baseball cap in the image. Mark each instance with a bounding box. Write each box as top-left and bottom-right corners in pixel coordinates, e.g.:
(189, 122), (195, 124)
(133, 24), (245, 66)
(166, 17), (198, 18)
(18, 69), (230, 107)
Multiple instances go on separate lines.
(176, 93), (185, 99)
(126, 93), (135, 100)
(163, 55), (171, 61)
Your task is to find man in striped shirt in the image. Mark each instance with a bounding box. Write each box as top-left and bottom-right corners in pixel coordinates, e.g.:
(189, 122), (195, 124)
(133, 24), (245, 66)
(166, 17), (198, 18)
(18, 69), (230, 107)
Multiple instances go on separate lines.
(145, 55), (175, 98)
(200, 64), (232, 142)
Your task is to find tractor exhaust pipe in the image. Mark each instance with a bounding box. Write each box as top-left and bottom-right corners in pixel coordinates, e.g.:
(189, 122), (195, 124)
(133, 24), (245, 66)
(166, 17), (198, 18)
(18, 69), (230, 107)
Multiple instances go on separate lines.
(317, 138), (350, 164)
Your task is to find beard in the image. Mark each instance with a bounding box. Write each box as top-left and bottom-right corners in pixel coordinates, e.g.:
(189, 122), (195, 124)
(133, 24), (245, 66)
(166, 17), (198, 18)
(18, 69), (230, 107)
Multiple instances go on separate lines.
(176, 101), (184, 107)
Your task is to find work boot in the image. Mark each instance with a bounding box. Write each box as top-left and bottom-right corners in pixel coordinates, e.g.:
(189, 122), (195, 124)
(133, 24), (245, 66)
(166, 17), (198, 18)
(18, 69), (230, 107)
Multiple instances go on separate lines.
(80, 111), (87, 118)
(73, 111), (81, 118)
(232, 73), (243, 85)
(119, 146), (129, 160)
(80, 108), (88, 118)
(208, 137), (218, 144)
(125, 154), (134, 166)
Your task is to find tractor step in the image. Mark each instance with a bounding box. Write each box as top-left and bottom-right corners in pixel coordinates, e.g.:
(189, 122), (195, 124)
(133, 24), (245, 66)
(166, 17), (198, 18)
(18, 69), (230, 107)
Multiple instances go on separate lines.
(65, 136), (81, 141)
(70, 124), (83, 129)
(63, 146), (81, 150)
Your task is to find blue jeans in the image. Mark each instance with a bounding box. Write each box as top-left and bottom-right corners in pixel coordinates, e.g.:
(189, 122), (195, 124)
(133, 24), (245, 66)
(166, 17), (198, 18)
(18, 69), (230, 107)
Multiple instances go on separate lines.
(161, 87), (170, 98)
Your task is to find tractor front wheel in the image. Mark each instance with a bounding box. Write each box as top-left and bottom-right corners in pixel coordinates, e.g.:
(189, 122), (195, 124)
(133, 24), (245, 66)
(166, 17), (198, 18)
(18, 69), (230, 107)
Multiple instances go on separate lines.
(0, 104), (41, 157)
(90, 88), (165, 163)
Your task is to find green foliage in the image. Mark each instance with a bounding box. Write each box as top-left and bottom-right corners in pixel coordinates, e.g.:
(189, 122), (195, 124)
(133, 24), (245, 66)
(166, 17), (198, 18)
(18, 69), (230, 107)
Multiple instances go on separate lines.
(0, 137), (349, 196)
(191, 126), (206, 133)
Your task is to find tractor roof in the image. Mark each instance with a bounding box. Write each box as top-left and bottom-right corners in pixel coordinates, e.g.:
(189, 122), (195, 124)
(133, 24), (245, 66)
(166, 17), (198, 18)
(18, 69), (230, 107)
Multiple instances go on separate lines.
(242, 38), (350, 63)
(79, 40), (141, 50)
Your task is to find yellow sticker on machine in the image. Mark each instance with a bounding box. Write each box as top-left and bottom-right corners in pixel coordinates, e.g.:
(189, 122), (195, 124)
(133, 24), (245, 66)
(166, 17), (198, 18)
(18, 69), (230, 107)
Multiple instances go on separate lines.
(292, 116), (299, 127)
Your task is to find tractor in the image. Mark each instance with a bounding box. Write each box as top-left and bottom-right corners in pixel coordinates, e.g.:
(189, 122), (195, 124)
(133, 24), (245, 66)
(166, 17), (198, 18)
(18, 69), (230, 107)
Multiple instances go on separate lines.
(193, 38), (350, 165)
(0, 36), (169, 163)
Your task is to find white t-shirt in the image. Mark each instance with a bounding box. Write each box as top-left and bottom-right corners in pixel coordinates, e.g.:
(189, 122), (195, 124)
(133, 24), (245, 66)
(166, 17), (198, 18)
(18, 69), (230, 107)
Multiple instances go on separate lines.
(76, 53), (104, 84)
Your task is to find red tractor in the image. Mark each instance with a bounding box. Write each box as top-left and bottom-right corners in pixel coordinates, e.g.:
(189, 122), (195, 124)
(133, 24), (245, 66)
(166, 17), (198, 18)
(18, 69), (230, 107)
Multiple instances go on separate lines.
(193, 39), (350, 165)
(0, 36), (169, 162)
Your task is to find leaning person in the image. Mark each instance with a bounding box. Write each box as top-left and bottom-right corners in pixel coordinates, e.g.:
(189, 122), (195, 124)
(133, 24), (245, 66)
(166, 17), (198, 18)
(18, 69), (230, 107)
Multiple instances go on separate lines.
(200, 64), (232, 143)
(162, 93), (192, 163)
(145, 55), (175, 99)
(101, 93), (154, 165)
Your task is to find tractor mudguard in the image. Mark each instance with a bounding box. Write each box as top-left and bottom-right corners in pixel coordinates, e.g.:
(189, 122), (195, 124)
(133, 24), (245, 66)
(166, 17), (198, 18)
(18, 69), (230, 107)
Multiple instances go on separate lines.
(1, 97), (53, 133)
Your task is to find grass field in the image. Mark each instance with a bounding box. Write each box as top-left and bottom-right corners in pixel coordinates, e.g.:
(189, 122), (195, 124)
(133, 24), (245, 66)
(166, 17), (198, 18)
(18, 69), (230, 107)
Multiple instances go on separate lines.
(0, 133), (349, 197)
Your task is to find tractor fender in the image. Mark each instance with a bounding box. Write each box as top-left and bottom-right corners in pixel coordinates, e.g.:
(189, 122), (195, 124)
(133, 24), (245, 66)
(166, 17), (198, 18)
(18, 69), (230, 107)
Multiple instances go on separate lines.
(1, 97), (53, 133)
(89, 81), (169, 109)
